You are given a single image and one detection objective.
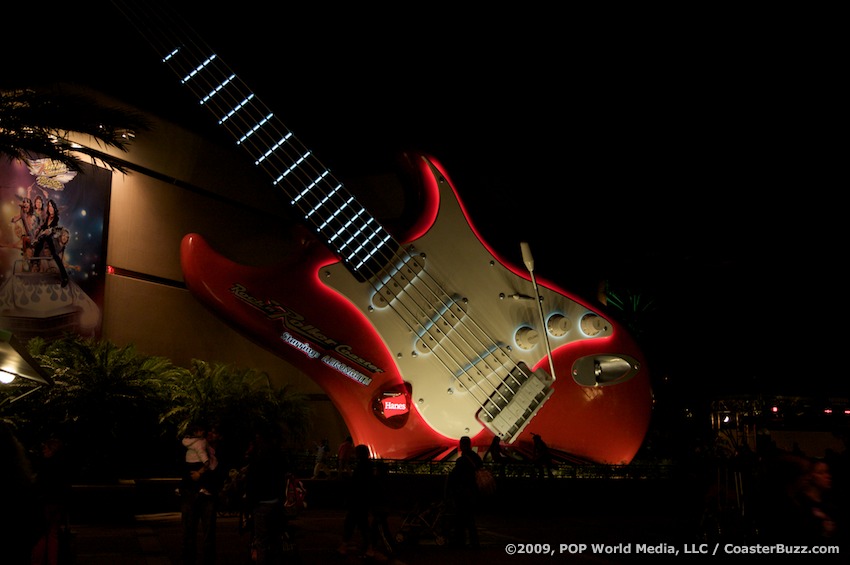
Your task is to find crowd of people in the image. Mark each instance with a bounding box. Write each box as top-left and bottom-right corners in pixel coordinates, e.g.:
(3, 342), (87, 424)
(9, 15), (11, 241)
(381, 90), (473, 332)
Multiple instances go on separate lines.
(3, 419), (847, 564)
(176, 429), (496, 563)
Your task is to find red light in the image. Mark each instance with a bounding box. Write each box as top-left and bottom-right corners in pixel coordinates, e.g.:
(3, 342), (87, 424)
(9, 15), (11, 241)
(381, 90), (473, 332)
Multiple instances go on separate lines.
(771, 406), (779, 413)
(107, 265), (115, 275)
(380, 397), (408, 418)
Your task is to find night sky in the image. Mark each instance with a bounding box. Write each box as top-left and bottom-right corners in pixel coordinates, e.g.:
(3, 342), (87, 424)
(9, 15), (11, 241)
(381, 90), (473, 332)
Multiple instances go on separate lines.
(4, 2), (842, 399)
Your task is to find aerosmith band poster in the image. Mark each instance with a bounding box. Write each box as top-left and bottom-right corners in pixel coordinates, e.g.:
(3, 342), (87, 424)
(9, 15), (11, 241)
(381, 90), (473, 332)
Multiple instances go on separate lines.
(0, 157), (111, 340)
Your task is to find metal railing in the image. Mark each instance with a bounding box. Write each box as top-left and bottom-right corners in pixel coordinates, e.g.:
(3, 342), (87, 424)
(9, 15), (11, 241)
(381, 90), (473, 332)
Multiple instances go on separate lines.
(290, 453), (677, 481)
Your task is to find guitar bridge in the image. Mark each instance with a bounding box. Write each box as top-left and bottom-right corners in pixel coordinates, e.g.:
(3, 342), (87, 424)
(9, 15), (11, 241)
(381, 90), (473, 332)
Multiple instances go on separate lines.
(477, 362), (555, 443)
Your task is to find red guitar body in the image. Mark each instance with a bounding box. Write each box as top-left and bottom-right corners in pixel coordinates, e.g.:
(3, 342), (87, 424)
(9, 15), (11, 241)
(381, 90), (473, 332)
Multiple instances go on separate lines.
(114, 1), (653, 463)
(181, 155), (652, 463)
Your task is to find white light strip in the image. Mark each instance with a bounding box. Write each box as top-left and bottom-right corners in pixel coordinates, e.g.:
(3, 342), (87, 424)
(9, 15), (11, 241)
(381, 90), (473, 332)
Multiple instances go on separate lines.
(237, 112), (273, 145)
(292, 171), (330, 205)
(218, 94), (255, 124)
(328, 208), (367, 243)
(304, 184), (342, 219)
(317, 196), (355, 231)
(200, 74), (236, 104)
(338, 220), (380, 251)
(353, 234), (393, 270)
(162, 48), (179, 62)
(181, 54), (217, 84)
(273, 151), (311, 185)
(255, 133), (293, 165)
(341, 217), (370, 247)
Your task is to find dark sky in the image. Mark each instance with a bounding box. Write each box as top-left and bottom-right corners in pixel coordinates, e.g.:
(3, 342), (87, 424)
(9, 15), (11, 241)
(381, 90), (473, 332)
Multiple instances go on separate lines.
(5, 2), (842, 399)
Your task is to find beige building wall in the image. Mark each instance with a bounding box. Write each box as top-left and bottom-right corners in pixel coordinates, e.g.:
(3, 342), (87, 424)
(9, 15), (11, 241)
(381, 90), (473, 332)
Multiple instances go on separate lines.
(70, 88), (346, 448)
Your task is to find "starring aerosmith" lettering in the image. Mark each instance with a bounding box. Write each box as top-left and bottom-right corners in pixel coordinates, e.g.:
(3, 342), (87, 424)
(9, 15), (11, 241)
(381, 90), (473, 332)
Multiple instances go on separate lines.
(230, 283), (384, 374)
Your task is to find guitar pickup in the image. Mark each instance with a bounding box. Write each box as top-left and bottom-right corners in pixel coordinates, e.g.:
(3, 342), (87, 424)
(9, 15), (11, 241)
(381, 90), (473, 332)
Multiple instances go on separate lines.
(371, 254), (425, 309)
(414, 297), (468, 354)
(477, 362), (555, 443)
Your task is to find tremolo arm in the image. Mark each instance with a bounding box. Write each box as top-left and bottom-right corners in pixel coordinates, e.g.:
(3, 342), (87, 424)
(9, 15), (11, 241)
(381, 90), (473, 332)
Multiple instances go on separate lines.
(370, 250), (555, 443)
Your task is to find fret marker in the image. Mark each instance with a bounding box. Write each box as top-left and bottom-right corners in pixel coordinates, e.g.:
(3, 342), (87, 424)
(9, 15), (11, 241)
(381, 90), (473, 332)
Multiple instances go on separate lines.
(237, 112), (274, 144)
(201, 74), (236, 105)
(181, 54), (217, 84)
(256, 133), (293, 165)
(218, 93), (255, 124)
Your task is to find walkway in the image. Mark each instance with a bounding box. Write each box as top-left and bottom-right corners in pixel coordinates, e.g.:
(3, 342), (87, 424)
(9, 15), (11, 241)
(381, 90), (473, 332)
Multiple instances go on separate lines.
(66, 475), (697, 564)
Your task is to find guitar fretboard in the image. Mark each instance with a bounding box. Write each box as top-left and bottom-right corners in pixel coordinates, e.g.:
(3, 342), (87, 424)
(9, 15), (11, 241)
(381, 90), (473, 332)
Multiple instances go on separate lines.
(112, 1), (559, 444)
(113, 3), (400, 281)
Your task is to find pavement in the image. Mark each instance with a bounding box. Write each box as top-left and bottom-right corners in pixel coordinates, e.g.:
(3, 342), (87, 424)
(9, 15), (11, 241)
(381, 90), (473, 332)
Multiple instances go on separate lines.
(70, 507), (643, 565)
(63, 475), (843, 564)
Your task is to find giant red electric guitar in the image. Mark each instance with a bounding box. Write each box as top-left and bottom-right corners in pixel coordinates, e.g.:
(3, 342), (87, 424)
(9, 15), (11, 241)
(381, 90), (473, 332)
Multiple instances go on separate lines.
(116, 3), (652, 464)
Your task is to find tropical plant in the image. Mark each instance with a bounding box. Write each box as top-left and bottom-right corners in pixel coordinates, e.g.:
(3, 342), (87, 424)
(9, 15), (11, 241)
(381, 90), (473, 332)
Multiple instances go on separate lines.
(6, 335), (182, 480)
(1, 336), (313, 481)
(0, 87), (150, 174)
(162, 358), (312, 458)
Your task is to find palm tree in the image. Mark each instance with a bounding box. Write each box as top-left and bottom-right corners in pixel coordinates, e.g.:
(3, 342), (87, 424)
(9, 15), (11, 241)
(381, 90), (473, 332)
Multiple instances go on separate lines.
(0, 87), (149, 174)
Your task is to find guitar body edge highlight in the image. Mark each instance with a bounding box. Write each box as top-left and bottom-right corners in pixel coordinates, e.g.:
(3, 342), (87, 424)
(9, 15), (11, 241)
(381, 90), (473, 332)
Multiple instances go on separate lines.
(180, 152), (653, 463)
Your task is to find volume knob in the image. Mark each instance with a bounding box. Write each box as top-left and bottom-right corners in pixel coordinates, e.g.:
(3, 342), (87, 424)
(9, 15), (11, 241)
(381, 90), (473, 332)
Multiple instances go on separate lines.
(547, 314), (570, 337)
(514, 326), (539, 350)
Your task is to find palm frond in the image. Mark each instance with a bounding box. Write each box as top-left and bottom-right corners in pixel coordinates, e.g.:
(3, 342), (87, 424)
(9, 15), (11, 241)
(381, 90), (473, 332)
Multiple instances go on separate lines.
(0, 88), (150, 174)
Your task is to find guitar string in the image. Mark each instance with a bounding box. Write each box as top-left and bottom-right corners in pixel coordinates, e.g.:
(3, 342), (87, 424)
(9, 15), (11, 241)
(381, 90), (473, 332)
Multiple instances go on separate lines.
(125, 2), (534, 431)
(112, 1), (540, 434)
(222, 76), (523, 425)
(113, 1), (526, 425)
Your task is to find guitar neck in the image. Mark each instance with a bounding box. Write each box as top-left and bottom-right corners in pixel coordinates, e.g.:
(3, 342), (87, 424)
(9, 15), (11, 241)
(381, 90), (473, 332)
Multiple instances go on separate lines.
(112, 2), (400, 282)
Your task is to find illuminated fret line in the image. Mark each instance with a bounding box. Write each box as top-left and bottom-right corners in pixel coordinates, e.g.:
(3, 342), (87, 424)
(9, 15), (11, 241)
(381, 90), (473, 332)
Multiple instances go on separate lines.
(318, 197), (356, 233)
(292, 170), (331, 205)
(356, 224), (390, 256)
(272, 150), (311, 185)
(181, 54), (217, 84)
(255, 133), (293, 165)
(352, 233), (393, 271)
(304, 184), (343, 219)
(339, 215), (375, 249)
(200, 74), (236, 105)
(349, 223), (386, 254)
(218, 94), (255, 124)
(237, 112), (273, 145)
(327, 208), (367, 243)
(162, 48), (179, 62)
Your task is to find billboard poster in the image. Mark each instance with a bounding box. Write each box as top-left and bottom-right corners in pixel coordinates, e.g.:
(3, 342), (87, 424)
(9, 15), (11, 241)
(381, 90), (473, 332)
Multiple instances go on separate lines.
(0, 157), (111, 340)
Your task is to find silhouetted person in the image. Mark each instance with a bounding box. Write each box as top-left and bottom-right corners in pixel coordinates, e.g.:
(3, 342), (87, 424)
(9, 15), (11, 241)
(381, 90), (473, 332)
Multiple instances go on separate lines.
(180, 422), (217, 565)
(370, 459), (394, 558)
(337, 435), (354, 477)
(793, 459), (839, 542)
(758, 453), (841, 544)
(532, 433), (554, 479)
(244, 428), (289, 564)
(312, 438), (330, 479)
(485, 435), (508, 478)
(339, 444), (374, 556)
(30, 437), (72, 565)
(0, 422), (41, 565)
(446, 435), (483, 548)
